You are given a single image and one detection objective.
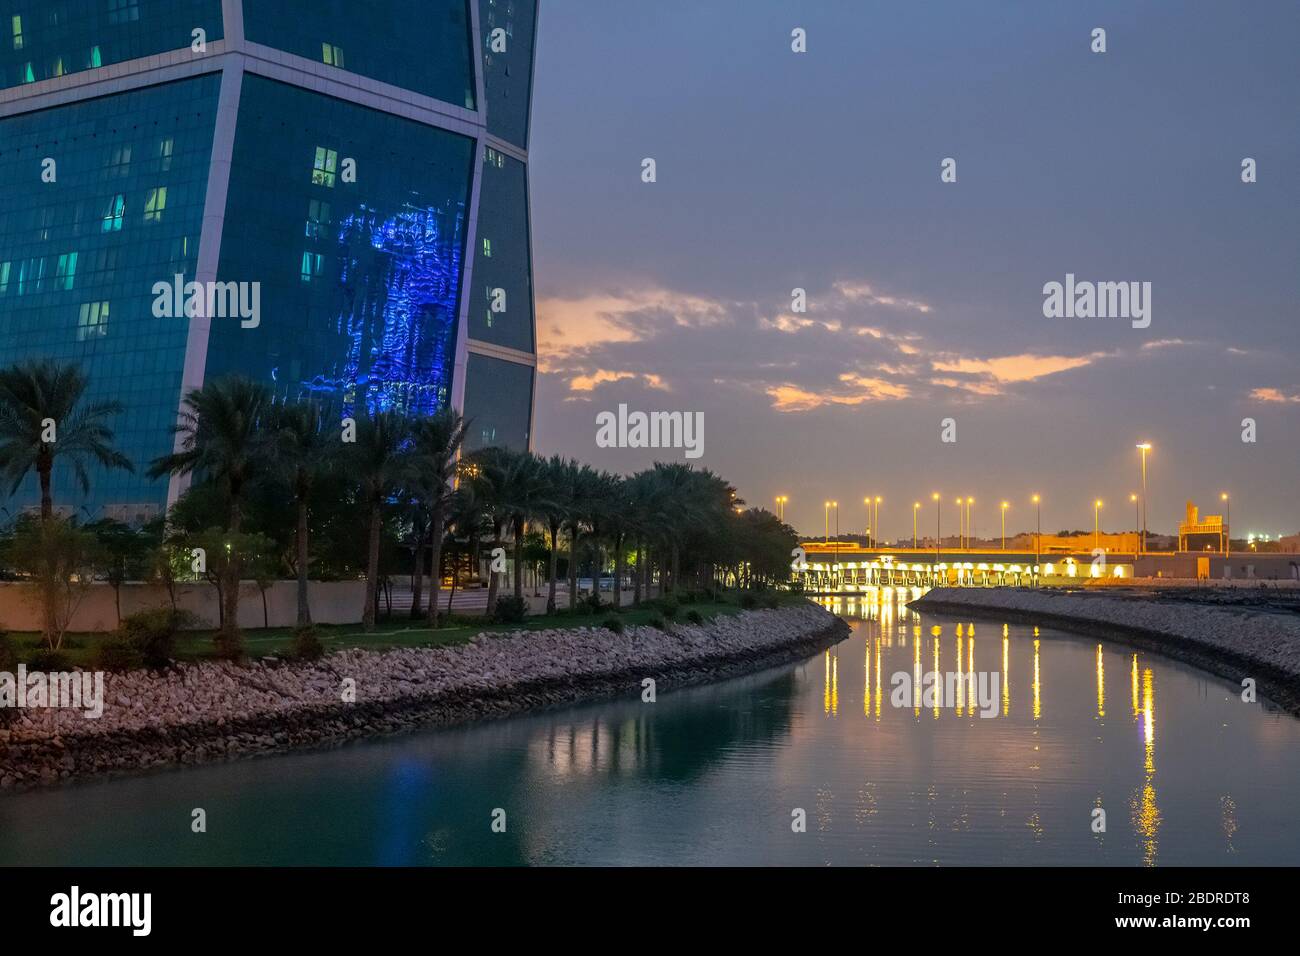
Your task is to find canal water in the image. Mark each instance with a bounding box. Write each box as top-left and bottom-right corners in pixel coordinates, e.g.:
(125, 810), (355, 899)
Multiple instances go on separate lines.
(2, 592), (1297, 866)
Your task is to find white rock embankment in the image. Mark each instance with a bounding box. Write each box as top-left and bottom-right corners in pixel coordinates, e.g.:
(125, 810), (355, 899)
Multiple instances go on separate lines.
(0, 603), (846, 790)
(913, 587), (1300, 692)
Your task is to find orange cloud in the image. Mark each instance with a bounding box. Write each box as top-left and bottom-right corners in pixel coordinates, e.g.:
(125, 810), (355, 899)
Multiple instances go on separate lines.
(931, 352), (1102, 383)
(767, 376), (910, 412)
(1250, 387), (1300, 403)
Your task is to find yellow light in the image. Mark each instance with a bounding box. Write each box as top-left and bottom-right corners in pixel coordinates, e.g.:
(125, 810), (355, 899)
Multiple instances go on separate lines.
(932, 492), (939, 500)
(1032, 494), (1040, 503)
(1095, 499), (1103, 508)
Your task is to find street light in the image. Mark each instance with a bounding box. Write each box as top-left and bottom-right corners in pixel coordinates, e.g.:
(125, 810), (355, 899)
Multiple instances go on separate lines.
(933, 493), (941, 566)
(1094, 499), (1103, 552)
(956, 498), (964, 550)
(775, 495), (787, 522)
(874, 496), (882, 550)
(1001, 501), (1009, 550)
(864, 496), (873, 548)
(913, 502), (920, 550)
(1032, 494), (1041, 565)
(1221, 492), (1230, 555)
(966, 497), (974, 549)
(1136, 442), (1151, 555)
(824, 501), (832, 543)
(1130, 493), (1139, 556)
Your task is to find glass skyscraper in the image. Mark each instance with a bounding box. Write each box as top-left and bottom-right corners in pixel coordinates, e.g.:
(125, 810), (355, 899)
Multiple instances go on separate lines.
(0, 0), (538, 520)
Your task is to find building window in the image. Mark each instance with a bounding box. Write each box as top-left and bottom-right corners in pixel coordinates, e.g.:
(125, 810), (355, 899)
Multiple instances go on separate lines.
(322, 43), (344, 68)
(108, 0), (140, 25)
(143, 187), (167, 222)
(55, 252), (77, 290)
(482, 237), (492, 257)
(10, 16), (21, 51)
(305, 199), (331, 239)
(311, 147), (338, 187)
(77, 301), (109, 340)
(50, 57), (66, 78)
(101, 194), (124, 232)
(87, 45), (102, 69)
(0, 261), (10, 295)
(157, 137), (173, 172)
(301, 251), (323, 282)
(20, 62), (33, 84)
(108, 145), (132, 177)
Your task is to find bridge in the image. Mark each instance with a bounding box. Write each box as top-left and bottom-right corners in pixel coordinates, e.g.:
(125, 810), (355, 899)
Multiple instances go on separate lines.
(794, 542), (1133, 592)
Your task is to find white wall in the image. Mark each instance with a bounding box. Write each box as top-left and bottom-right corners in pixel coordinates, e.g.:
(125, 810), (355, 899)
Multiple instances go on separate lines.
(0, 580), (367, 633)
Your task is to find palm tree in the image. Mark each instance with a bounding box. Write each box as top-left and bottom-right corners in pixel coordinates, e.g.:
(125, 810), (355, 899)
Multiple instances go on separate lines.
(346, 410), (413, 631)
(268, 399), (334, 627)
(582, 470), (619, 607)
(0, 359), (133, 520)
(564, 463), (600, 610)
(148, 376), (271, 655)
(408, 408), (468, 628)
(539, 455), (575, 613)
(465, 446), (548, 612)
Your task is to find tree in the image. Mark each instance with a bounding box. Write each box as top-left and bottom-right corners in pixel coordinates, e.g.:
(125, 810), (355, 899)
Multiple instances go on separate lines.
(345, 410), (413, 631)
(268, 400), (335, 627)
(407, 409), (467, 628)
(6, 516), (102, 649)
(148, 376), (272, 658)
(538, 455), (575, 613)
(87, 518), (151, 627)
(0, 359), (133, 520)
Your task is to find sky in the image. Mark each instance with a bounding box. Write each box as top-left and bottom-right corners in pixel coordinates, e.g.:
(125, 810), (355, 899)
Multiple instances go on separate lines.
(525, 1), (1299, 542)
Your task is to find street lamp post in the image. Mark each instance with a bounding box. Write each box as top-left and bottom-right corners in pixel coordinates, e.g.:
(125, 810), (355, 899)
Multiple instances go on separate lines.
(864, 496), (871, 548)
(874, 496), (882, 550)
(966, 497), (974, 549)
(824, 501), (831, 544)
(956, 498), (964, 550)
(775, 495), (787, 522)
(1094, 499), (1103, 552)
(912, 502), (920, 550)
(833, 501), (839, 585)
(1136, 442), (1151, 555)
(1130, 494), (1139, 556)
(1032, 494), (1041, 566)
(1221, 492), (1230, 555)
(1001, 501), (1008, 550)
(933, 493), (941, 569)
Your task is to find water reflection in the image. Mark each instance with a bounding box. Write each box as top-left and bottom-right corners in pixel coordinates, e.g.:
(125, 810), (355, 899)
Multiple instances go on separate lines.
(0, 589), (1296, 866)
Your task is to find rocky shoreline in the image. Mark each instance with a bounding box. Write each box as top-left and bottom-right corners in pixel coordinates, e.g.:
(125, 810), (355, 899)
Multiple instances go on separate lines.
(0, 603), (848, 791)
(911, 587), (1300, 713)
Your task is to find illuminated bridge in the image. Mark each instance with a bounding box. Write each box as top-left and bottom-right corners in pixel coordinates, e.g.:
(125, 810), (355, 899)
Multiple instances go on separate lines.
(795, 543), (1135, 592)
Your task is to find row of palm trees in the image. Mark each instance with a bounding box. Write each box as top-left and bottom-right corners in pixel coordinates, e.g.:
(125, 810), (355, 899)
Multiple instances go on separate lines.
(0, 359), (798, 657)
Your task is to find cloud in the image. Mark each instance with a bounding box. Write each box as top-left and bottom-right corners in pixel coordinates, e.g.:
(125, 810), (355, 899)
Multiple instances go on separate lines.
(566, 369), (667, 395)
(829, 280), (931, 314)
(1249, 387), (1300, 403)
(767, 375), (910, 412)
(931, 352), (1104, 384)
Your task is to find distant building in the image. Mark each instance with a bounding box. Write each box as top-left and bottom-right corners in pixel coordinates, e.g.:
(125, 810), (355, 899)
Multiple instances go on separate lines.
(1177, 501), (1227, 552)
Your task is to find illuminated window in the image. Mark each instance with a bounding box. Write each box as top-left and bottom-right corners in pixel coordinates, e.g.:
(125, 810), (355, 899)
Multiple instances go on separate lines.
(101, 194), (124, 231)
(50, 57), (66, 78)
(20, 62), (33, 84)
(0, 262), (9, 295)
(77, 301), (109, 340)
(482, 237), (492, 257)
(108, 0), (140, 25)
(88, 46), (102, 69)
(10, 15), (21, 51)
(321, 43), (345, 68)
(157, 137), (173, 171)
(300, 251), (323, 282)
(55, 253), (78, 290)
(143, 187), (168, 222)
(311, 147), (337, 187)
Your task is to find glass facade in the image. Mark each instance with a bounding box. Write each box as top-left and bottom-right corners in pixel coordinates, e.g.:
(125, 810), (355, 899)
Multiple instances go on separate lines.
(0, 9), (536, 516)
(242, 0), (475, 109)
(0, 75), (220, 512)
(470, 146), (533, 353)
(0, 0), (223, 90)
(205, 76), (475, 418)
(462, 351), (532, 452)
(479, 0), (536, 148)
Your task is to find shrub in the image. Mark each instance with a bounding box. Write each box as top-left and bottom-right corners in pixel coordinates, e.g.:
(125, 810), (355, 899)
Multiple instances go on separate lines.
(685, 609), (704, 625)
(602, 616), (625, 634)
(0, 632), (15, 670)
(290, 625), (325, 661)
(646, 614), (667, 631)
(762, 594), (780, 609)
(94, 637), (142, 672)
(28, 648), (72, 672)
(492, 596), (529, 624)
(119, 607), (198, 669)
(582, 591), (603, 614)
(659, 598), (679, 619)
(787, 581), (806, 596)
(739, 592), (759, 609)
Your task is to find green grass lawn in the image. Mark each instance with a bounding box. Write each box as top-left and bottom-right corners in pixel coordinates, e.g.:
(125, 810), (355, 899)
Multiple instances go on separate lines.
(2, 591), (811, 668)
